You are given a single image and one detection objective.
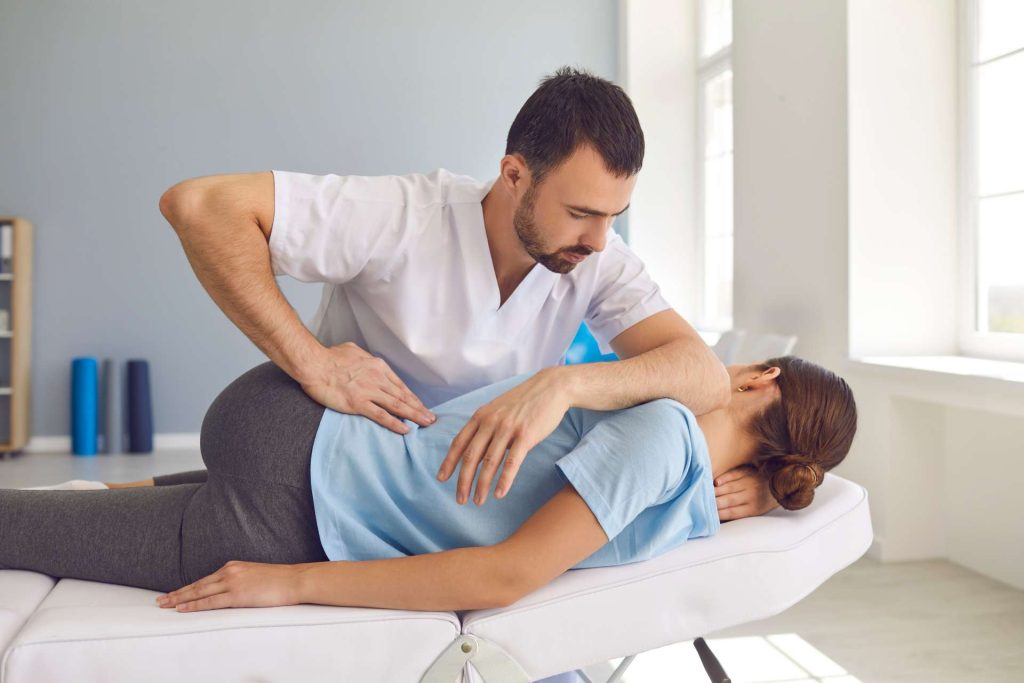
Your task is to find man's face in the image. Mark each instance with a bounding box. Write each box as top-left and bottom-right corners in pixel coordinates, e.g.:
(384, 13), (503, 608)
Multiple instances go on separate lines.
(513, 144), (637, 274)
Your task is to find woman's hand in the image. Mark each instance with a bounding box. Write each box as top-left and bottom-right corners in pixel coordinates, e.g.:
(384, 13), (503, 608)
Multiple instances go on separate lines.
(156, 561), (305, 612)
(714, 465), (779, 521)
(299, 342), (435, 434)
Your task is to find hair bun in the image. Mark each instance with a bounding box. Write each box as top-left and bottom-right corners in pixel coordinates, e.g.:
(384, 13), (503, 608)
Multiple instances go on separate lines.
(768, 457), (821, 511)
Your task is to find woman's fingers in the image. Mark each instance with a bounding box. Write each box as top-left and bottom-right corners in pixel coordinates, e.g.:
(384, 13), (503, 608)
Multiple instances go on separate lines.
(176, 591), (233, 612)
(714, 479), (746, 496)
(715, 492), (746, 511)
(159, 579), (226, 608)
(713, 466), (752, 487)
(718, 503), (754, 522)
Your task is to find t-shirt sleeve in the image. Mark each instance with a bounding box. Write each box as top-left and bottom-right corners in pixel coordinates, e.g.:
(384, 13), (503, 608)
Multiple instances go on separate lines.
(268, 170), (433, 283)
(555, 399), (695, 542)
(584, 231), (672, 355)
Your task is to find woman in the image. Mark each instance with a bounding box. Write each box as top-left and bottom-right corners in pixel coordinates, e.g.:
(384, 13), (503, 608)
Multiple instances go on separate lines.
(0, 356), (856, 613)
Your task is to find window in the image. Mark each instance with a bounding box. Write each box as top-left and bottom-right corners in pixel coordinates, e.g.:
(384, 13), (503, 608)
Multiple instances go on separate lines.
(697, 0), (733, 331)
(960, 0), (1024, 361)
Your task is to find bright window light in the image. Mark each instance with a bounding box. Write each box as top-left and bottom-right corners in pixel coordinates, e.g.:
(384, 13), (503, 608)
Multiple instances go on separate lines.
(962, 0), (1024, 357)
(697, 0), (734, 332)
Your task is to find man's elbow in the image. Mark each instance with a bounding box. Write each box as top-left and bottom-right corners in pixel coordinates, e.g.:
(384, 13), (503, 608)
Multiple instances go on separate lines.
(158, 180), (207, 231)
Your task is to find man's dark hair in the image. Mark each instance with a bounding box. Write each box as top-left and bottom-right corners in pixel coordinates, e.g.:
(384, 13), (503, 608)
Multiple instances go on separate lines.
(505, 66), (645, 184)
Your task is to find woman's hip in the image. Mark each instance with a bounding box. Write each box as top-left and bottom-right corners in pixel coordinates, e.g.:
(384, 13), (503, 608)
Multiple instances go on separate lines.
(199, 361), (327, 489)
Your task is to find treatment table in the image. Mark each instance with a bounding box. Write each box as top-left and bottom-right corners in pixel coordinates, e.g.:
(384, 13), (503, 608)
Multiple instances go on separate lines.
(0, 473), (871, 682)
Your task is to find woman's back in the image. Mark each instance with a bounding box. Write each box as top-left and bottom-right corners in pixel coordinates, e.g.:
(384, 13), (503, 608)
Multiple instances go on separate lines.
(309, 372), (720, 569)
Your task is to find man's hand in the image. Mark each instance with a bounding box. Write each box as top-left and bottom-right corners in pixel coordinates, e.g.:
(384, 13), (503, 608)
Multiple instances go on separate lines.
(300, 342), (435, 434)
(436, 368), (570, 506)
(714, 464), (780, 521)
(156, 560), (304, 612)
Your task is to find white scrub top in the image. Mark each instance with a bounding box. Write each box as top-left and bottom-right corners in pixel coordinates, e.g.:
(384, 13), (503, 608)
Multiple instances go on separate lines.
(269, 168), (671, 408)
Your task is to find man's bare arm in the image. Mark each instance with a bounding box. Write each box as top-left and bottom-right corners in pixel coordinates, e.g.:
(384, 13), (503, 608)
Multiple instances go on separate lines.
(558, 309), (731, 416)
(159, 172), (322, 384)
(159, 172), (434, 432)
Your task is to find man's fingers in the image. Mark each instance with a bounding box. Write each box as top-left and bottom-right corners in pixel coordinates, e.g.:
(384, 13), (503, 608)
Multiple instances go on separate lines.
(381, 366), (433, 419)
(494, 441), (528, 499)
(438, 422), (477, 481)
(473, 431), (513, 506)
(372, 389), (431, 427)
(359, 401), (411, 435)
(456, 428), (493, 505)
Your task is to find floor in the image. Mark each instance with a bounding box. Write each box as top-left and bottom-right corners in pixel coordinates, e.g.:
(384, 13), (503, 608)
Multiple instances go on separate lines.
(3, 450), (1023, 683)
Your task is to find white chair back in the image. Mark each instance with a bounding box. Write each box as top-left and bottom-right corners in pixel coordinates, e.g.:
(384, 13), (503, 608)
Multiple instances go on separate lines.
(711, 329), (746, 364)
(734, 332), (798, 364)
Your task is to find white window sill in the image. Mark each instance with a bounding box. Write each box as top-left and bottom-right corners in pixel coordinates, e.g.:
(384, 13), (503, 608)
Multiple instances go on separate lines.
(847, 355), (1024, 416)
(853, 355), (1024, 383)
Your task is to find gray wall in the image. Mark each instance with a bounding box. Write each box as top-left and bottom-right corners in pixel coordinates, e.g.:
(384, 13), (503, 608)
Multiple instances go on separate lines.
(0, 0), (618, 436)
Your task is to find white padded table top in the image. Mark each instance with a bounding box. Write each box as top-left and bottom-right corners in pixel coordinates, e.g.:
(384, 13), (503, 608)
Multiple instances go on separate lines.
(459, 473), (872, 681)
(1, 579), (461, 682)
(0, 572), (54, 660)
(1, 474), (871, 683)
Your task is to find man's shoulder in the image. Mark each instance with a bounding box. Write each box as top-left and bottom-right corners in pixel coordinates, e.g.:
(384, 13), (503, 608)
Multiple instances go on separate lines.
(308, 168), (486, 208)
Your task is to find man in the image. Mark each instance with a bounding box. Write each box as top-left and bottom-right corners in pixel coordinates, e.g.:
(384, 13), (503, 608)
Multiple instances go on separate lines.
(159, 67), (776, 521)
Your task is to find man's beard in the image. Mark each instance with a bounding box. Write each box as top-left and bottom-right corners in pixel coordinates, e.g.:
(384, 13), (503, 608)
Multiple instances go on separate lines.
(513, 184), (592, 274)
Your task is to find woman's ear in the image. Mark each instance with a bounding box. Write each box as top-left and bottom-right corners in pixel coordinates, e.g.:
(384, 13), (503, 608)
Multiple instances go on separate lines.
(740, 366), (781, 391)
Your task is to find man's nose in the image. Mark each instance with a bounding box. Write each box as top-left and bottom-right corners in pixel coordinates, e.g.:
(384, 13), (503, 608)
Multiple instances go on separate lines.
(583, 221), (612, 253)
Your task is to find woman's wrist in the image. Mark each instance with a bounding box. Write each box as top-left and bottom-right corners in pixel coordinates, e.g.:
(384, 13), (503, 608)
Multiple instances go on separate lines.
(291, 562), (323, 605)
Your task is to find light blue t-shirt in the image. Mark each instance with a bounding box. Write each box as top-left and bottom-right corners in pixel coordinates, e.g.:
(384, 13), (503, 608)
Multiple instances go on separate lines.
(309, 373), (720, 569)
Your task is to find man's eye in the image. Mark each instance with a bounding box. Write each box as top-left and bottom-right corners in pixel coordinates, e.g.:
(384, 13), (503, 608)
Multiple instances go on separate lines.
(570, 212), (587, 219)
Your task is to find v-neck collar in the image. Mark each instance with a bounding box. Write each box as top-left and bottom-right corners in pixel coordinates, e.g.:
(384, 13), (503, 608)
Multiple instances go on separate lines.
(470, 177), (557, 315)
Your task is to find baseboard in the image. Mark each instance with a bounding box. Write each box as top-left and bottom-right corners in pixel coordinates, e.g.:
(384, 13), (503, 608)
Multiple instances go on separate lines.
(24, 433), (201, 453)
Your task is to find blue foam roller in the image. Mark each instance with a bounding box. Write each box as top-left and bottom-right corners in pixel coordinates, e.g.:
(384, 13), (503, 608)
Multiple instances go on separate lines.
(71, 357), (99, 456)
(126, 359), (153, 453)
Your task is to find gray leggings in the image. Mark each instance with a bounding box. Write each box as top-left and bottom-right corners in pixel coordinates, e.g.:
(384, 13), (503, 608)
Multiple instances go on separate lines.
(0, 361), (330, 593)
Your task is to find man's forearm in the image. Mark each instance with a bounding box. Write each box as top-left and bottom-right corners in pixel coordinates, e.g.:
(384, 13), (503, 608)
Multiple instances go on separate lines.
(162, 191), (323, 384)
(295, 545), (514, 612)
(555, 337), (730, 415)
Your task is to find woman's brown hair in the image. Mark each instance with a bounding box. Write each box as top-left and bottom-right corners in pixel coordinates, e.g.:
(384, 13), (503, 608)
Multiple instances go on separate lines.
(747, 356), (857, 510)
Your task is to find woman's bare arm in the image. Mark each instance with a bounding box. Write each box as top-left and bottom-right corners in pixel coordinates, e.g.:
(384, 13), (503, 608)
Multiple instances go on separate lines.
(293, 484), (608, 611)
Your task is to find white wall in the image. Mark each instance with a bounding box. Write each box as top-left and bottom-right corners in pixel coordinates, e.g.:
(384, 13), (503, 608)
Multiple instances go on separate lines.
(620, 0), (700, 320)
(848, 0), (959, 357)
(625, 0), (1023, 589)
(732, 0), (850, 368)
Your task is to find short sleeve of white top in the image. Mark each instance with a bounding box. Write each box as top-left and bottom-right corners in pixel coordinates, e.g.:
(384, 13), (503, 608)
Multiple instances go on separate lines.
(269, 168), (672, 407)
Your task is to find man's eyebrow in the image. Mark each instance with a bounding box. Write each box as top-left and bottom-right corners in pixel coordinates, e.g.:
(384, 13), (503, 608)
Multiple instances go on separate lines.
(565, 203), (631, 217)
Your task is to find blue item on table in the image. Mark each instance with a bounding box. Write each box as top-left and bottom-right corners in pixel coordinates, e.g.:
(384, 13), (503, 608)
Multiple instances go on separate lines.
(564, 323), (619, 365)
(71, 357), (99, 456)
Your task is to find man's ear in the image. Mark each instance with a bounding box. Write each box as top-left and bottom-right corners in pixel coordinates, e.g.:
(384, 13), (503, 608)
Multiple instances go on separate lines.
(499, 154), (529, 194)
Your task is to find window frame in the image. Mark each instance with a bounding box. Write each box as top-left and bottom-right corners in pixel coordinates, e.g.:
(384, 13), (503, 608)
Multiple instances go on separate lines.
(958, 0), (1024, 361)
(695, 0), (734, 332)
